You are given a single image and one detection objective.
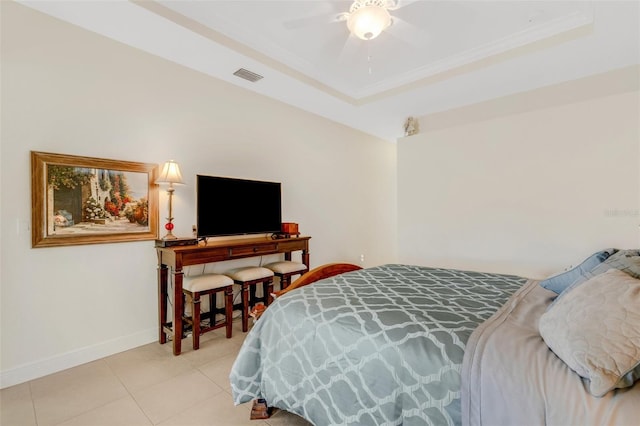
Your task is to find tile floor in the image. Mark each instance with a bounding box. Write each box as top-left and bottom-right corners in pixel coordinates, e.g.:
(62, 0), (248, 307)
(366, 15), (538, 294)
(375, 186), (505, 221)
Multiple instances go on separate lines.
(0, 319), (312, 426)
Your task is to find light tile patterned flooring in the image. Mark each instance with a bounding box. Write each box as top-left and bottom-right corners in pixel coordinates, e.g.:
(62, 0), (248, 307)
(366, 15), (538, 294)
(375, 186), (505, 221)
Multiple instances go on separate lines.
(1, 319), (311, 426)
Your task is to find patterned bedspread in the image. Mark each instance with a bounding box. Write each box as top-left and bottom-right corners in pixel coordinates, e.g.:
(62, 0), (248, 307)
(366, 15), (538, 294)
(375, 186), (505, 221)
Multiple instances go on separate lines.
(230, 264), (527, 425)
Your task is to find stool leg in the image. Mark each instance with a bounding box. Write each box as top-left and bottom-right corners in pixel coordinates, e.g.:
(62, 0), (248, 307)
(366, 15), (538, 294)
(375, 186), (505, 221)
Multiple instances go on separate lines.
(265, 279), (274, 306)
(249, 284), (257, 307)
(209, 292), (215, 326)
(159, 265), (168, 344)
(241, 284), (249, 332)
(181, 293), (187, 339)
(193, 292), (201, 350)
(281, 275), (290, 290)
(225, 286), (233, 338)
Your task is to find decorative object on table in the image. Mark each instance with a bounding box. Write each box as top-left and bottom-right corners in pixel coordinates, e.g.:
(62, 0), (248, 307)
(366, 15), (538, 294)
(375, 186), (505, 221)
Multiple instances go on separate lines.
(30, 151), (158, 248)
(272, 222), (300, 239)
(404, 116), (419, 136)
(155, 160), (183, 240)
(281, 222), (299, 235)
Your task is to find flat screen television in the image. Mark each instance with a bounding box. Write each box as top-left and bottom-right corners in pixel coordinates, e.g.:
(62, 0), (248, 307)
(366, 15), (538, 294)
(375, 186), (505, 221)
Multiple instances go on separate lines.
(196, 175), (282, 238)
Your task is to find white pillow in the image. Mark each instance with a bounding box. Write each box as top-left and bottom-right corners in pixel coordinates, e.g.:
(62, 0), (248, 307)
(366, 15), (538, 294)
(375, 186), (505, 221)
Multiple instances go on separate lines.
(539, 268), (640, 397)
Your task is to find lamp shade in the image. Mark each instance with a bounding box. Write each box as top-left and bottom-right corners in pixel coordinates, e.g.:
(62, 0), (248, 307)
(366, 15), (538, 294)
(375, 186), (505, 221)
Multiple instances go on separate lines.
(347, 4), (391, 40)
(156, 160), (184, 184)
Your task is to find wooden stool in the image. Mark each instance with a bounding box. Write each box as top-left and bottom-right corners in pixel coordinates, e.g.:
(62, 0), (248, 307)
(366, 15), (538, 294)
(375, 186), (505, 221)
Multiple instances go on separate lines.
(264, 261), (308, 291)
(182, 274), (234, 350)
(226, 267), (274, 332)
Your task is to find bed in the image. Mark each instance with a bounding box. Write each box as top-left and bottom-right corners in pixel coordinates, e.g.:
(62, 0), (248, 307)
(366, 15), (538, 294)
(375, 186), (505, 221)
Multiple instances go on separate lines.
(230, 258), (640, 425)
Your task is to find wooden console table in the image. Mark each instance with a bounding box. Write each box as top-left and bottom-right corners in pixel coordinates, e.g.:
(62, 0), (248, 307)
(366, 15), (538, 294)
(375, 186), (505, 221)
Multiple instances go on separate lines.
(156, 236), (311, 355)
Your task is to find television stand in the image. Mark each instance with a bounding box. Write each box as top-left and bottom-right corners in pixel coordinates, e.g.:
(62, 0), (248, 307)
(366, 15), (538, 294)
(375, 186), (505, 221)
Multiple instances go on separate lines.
(156, 235), (311, 355)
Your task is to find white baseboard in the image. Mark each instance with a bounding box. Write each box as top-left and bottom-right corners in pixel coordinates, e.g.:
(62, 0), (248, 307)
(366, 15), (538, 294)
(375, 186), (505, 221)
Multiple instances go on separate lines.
(0, 328), (157, 389)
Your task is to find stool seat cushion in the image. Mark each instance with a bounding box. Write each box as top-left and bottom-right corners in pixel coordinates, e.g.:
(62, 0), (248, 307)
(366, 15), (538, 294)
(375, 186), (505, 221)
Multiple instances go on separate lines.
(183, 274), (233, 292)
(265, 261), (307, 275)
(227, 266), (274, 282)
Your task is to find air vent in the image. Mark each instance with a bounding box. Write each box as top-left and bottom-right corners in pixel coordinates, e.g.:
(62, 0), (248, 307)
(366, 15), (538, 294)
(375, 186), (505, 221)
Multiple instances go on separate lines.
(233, 68), (263, 83)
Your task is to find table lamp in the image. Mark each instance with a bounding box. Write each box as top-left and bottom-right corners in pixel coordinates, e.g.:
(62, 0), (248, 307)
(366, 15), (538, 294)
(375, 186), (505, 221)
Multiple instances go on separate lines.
(156, 160), (183, 240)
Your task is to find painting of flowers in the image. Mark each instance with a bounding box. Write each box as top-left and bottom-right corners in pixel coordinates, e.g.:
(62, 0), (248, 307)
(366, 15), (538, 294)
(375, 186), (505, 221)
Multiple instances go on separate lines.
(31, 152), (158, 247)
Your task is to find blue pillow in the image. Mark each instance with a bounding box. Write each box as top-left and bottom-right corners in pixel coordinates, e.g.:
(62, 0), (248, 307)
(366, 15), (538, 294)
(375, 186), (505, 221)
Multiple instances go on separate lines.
(539, 248), (618, 294)
(566, 249), (640, 289)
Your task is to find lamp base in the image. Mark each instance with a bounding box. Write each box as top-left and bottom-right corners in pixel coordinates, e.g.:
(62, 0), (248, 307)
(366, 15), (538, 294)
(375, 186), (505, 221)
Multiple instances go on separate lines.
(162, 219), (176, 240)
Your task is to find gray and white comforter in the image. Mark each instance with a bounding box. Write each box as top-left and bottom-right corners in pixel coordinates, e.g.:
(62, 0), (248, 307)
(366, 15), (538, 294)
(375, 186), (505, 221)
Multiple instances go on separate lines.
(230, 264), (527, 425)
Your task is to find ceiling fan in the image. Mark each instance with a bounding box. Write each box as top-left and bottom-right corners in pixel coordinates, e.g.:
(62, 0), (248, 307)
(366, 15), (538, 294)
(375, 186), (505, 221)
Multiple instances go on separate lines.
(284, 0), (422, 42)
(345, 0), (395, 40)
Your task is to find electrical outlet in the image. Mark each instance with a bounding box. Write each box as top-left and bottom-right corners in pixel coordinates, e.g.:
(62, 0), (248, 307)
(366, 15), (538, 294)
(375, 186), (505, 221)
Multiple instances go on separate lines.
(360, 254), (365, 263)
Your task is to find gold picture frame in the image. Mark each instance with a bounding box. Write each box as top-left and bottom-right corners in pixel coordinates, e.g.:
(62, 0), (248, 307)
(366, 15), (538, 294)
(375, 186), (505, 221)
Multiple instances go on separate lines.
(31, 151), (159, 248)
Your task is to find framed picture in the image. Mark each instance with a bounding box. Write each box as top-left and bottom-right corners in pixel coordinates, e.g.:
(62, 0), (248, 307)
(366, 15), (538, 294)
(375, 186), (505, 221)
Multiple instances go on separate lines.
(31, 151), (159, 248)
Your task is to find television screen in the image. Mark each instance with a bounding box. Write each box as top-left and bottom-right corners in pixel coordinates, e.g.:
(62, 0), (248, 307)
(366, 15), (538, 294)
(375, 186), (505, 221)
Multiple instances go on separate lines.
(196, 175), (282, 238)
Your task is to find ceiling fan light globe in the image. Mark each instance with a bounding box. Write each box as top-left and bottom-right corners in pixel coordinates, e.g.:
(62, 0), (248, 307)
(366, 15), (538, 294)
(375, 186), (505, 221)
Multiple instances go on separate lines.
(347, 5), (391, 40)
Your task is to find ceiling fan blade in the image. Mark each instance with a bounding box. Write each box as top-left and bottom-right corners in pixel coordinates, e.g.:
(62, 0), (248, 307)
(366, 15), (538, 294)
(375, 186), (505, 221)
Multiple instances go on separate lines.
(385, 16), (430, 47)
(338, 33), (363, 63)
(283, 12), (348, 30)
(387, 0), (422, 11)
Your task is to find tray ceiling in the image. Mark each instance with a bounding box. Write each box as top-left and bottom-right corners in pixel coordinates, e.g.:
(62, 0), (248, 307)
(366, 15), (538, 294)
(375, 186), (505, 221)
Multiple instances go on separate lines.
(18, 1), (640, 141)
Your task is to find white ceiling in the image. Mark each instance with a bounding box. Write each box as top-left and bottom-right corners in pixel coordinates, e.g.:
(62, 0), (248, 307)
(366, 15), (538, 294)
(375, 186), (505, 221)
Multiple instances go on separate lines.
(19, 1), (640, 141)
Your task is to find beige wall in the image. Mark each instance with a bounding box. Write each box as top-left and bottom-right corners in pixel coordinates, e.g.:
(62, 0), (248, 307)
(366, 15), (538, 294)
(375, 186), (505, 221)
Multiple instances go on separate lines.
(398, 67), (639, 279)
(0, 2), (397, 387)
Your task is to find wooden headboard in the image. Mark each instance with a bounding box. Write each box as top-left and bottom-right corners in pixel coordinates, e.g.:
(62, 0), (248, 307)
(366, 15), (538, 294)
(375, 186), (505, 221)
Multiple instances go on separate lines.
(273, 262), (362, 298)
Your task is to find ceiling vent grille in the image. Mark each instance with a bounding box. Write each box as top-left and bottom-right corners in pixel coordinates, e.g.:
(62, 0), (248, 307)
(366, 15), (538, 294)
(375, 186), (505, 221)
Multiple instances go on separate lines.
(233, 68), (263, 83)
